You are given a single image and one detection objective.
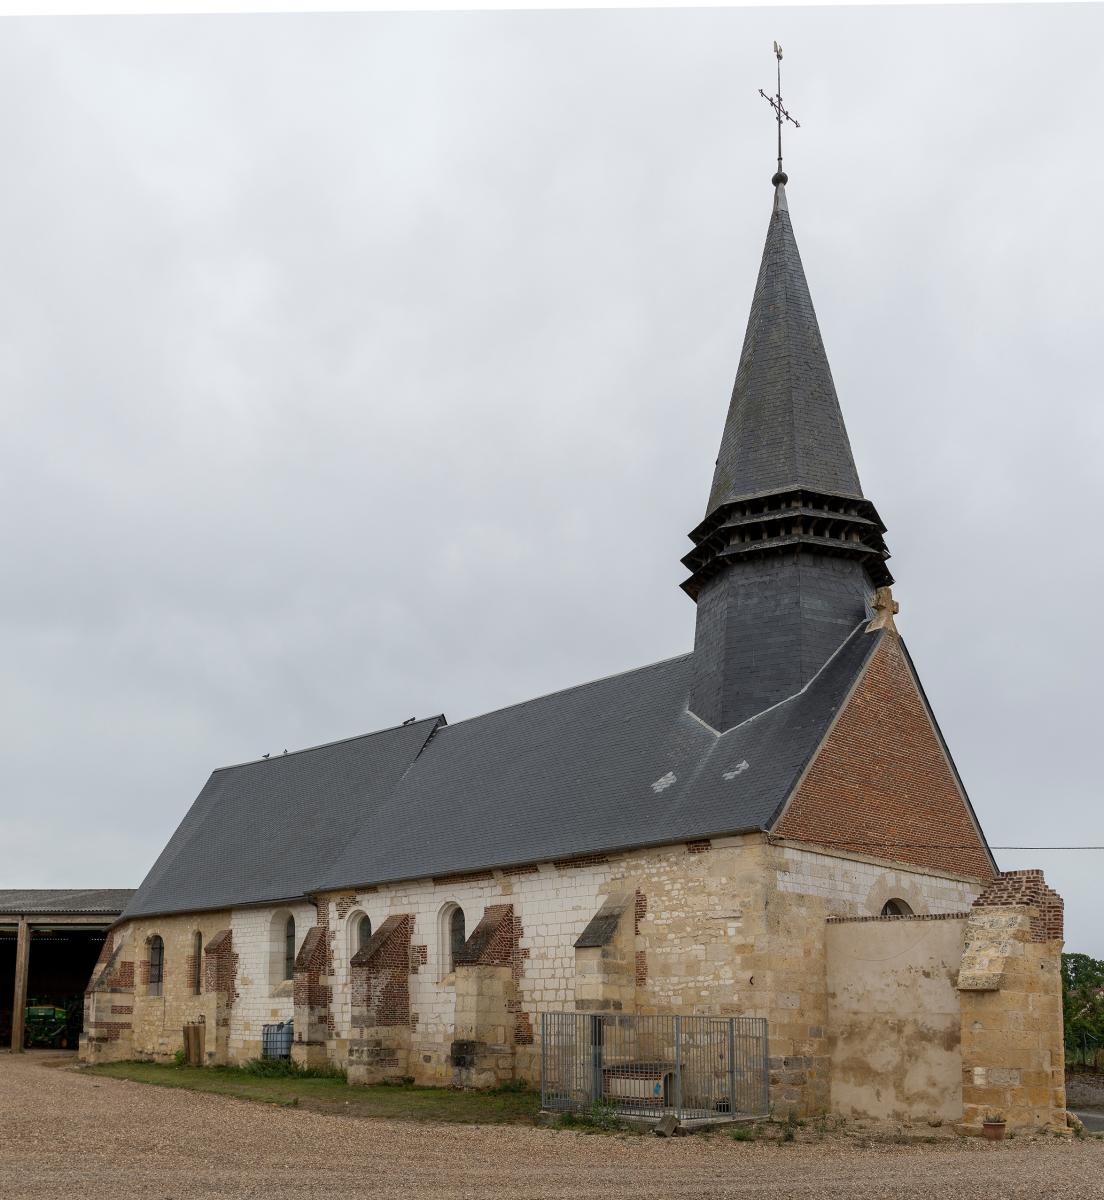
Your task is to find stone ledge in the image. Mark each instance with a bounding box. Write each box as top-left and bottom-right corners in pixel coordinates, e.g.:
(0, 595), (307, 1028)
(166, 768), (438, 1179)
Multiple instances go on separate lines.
(826, 912), (970, 925)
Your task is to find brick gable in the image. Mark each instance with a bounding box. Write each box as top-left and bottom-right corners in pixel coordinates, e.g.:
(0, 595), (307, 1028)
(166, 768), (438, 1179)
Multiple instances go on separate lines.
(773, 632), (995, 880)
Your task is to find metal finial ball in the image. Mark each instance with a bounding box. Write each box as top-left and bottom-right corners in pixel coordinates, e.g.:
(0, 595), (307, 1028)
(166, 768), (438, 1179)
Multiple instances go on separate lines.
(772, 171), (788, 186)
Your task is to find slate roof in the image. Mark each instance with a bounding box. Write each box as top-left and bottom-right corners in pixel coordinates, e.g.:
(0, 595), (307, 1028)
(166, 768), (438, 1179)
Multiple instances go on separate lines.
(707, 184), (865, 515)
(119, 182), (917, 923)
(122, 718), (443, 920)
(0, 889), (134, 915)
(121, 624), (882, 920)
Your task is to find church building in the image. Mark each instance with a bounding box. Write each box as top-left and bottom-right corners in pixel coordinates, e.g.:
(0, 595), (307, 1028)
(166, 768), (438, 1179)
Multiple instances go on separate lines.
(81, 164), (1068, 1135)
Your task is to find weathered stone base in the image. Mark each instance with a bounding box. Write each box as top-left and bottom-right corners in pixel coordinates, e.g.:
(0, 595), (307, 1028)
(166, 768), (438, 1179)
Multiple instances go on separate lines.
(347, 1026), (411, 1084)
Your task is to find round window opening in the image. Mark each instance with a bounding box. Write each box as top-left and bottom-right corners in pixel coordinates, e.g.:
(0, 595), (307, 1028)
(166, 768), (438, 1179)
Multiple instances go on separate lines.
(881, 898), (914, 917)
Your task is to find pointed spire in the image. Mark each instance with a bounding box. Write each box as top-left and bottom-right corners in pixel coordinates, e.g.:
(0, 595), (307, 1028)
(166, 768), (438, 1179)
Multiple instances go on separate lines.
(707, 181), (864, 514)
(683, 178), (893, 729)
(680, 183), (891, 606)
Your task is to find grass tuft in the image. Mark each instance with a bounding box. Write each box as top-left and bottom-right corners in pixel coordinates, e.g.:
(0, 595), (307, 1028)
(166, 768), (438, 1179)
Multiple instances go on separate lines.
(558, 1099), (624, 1133)
(241, 1057), (347, 1081)
(488, 1078), (531, 1095)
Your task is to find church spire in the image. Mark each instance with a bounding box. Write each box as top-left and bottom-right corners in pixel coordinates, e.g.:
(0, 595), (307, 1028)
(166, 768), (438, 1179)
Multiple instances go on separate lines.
(684, 62), (892, 731)
(703, 178), (865, 515)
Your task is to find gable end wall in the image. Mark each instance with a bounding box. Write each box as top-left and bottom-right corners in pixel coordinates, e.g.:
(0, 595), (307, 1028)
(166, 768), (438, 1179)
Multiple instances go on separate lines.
(773, 632), (995, 881)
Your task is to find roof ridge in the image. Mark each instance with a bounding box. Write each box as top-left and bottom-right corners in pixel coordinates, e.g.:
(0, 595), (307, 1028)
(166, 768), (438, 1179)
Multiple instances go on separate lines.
(0, 888), (134, 897)
(211, 715), (445, 774)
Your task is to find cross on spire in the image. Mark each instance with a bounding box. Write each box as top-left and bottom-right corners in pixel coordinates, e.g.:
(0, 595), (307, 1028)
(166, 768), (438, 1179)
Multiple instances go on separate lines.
(758, 41), (800, 186)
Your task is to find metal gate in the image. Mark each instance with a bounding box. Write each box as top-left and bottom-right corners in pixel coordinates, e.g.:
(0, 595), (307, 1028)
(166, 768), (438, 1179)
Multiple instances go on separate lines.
(540, 1012), (769, 1121)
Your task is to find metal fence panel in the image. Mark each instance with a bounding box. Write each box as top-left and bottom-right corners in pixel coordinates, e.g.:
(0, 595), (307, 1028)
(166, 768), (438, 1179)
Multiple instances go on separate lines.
(539, 1012), (769, 1121)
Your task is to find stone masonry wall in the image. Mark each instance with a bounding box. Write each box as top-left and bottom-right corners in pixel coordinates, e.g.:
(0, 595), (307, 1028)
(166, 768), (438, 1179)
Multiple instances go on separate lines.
(82, 930), (135, 1060)
(316, 835), (981, 1111)
(82, 839), (987, 1121)
(957, 871), (1067, 1135)
(754, 841), (979, 1113)
(229, 901), (316, 1062)
(81, 911), (232, 1063)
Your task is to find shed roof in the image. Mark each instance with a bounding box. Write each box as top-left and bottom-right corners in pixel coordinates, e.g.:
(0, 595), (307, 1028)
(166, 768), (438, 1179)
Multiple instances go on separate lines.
(0, 889), (134, 915)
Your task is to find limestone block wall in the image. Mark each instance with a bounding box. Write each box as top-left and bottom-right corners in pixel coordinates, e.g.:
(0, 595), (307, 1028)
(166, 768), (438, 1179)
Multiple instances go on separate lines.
(319, 858), (617, 1084)
(957, 871), (1067, 1135)
(81, 835), (992, 1123)
(228, 901), (316, 1062)
(453, 964), (516, 1087)
(573, 891), (636, 1013)
(755, 841), (981, 1114)
(82, 930), (136, 1060)
(314, 835), (982, 1111)
(81, 910), (232, 1063)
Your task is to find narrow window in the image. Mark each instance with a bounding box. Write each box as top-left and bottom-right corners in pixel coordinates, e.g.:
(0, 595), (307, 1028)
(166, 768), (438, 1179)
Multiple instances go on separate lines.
(149, 935), (164, 997)
(881, 898), (913, 917)
(193, 931), (203, 995)
(284, 916), (296, 981)
(357, 915), (372, 951)
(449, 907), (465, 972)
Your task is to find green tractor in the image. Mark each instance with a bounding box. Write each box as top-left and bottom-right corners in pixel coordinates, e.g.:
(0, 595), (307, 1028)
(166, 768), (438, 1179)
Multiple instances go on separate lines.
(23, 1002), (70, 1049)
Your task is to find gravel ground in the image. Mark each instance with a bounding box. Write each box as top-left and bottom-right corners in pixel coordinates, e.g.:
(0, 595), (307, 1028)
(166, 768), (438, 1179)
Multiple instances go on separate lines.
(3, 1052), (1104, 1200)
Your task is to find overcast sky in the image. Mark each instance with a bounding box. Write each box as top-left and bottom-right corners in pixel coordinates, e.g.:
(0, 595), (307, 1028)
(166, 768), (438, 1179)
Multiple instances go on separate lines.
(2, 5), (1102, 954)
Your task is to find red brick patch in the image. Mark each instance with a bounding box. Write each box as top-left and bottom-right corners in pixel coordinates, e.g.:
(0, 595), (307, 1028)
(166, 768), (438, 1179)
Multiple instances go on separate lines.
(973, 870), (1064, 943)
(552, 854), (609, 870)
(634, 890), (647, 936)
(774, 634), (995, 880)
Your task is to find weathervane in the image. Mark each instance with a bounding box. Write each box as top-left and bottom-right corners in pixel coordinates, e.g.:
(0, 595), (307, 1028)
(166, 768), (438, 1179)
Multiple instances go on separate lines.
(759, 41), (800, 186)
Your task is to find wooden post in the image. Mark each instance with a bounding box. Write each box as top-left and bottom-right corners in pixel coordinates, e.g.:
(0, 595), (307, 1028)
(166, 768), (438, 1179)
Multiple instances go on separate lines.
(10, 918), (30, 1053)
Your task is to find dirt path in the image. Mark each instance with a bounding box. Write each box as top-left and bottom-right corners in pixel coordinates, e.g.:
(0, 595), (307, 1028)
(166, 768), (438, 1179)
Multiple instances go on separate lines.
(2, 1052), (1103, 1199)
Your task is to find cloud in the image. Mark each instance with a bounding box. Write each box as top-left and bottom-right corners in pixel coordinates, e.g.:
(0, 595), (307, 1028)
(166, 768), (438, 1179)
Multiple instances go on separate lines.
(1, 7), (1102, 953)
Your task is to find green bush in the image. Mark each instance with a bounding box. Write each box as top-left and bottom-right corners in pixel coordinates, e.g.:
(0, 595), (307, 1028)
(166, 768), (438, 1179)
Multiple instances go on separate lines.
(172, 1049), (186, 1068)
(729, 1123), (759, 1142)
(1063, 952), (1104, 1067)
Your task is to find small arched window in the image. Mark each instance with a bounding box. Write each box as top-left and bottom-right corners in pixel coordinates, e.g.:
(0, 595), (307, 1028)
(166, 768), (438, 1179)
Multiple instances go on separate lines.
(284, 916), (296, 981)
(148, 935), (164, 997)
(192, 931), (203, 995)
(881, 898), (914, 917)
(449, 906), (466, 972)
(357, 915), (373, 951)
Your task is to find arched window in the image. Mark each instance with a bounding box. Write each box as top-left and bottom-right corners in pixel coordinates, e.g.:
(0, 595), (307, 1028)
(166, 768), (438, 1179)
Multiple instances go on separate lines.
(148, 935), (164, 997)
(357, 915), (373, 951)
(192, 931), (203, 995)
(449, 906), (466, 971)
(881, 898), (914, 917)
(284, 916), (296, 981)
